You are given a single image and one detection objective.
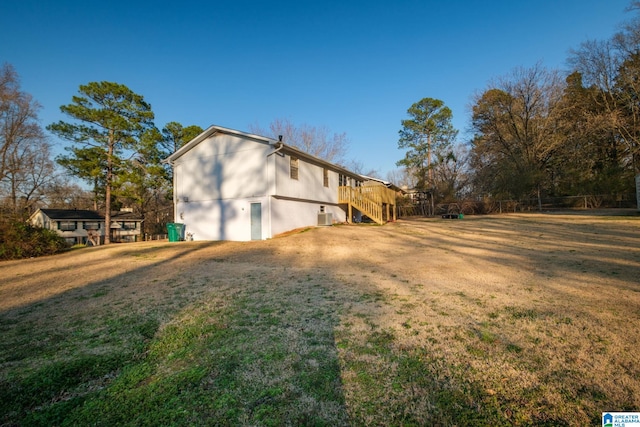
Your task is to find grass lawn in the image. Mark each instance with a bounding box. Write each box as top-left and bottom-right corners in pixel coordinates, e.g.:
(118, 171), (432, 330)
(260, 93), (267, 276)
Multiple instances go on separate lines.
(1, 212), (639, 426)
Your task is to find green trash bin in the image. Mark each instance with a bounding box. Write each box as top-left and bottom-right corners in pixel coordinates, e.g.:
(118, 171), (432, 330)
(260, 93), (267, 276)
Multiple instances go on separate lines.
(167, 223), (185, 242)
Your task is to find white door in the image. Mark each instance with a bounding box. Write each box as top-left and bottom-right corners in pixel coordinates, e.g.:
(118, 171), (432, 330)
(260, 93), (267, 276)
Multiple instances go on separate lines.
(250, 203), (262, 240)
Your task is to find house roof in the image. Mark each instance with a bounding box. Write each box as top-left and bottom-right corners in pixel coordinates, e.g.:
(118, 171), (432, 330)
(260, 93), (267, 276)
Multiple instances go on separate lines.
(39, 209), (103, 220)
(111, 211), (143, 221)
(359, 175), (405, 193)
(163, 124), (365, 180)
(34, 209), (143, 221)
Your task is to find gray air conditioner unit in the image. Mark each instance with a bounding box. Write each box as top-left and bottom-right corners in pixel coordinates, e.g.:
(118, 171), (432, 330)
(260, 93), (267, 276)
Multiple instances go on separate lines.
(317, 212), (333, 226)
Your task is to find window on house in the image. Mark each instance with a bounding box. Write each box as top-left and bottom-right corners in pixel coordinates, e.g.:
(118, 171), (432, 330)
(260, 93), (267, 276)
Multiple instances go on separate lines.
(339, 174), (347, 186)
(83, 222), (100, 230)
(355, 180), (362, 187)
(59, 221), (76, 231)
(121, 222), (137, 230)
(323, 168), (329, 187)
(290, 157), (299, 180)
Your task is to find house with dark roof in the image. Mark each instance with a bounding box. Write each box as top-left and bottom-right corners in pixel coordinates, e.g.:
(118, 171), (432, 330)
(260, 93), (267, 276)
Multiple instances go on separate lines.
(28, 208), (144, 245)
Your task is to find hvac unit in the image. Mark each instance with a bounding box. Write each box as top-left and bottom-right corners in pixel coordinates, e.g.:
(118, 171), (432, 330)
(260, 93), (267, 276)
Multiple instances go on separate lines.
(317, 212), (333, 226)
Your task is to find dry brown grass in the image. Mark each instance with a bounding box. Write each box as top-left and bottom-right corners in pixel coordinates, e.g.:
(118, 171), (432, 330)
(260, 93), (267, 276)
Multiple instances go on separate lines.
(1, 212), (639, 425)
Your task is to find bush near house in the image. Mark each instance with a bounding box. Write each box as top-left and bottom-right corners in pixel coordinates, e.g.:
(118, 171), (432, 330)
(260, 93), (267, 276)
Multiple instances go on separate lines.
(0, 221), (69, 260)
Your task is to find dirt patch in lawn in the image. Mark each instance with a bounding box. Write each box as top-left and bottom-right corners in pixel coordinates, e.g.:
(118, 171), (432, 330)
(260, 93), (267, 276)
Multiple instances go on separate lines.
(1, 212), (639, 425)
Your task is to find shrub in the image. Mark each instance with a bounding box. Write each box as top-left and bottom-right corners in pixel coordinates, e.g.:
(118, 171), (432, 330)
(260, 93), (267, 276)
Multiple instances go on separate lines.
(0, 220), (69, 260)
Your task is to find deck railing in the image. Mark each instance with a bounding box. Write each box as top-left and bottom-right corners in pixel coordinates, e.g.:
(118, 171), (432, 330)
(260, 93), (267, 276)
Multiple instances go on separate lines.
(338, 184), (396, 225)
(360, 183), (397, 204)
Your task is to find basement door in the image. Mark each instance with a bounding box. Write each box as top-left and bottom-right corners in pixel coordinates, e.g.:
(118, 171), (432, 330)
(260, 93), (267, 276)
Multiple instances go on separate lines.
(250, 203), (262, 240)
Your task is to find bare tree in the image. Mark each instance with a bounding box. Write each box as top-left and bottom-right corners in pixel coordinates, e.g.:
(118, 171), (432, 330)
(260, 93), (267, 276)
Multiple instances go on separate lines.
(249, 118), (350, 165)
(44, 180), (95, 209)
(386, 167), (417, 191)
(569, 11), (640, 174)
(469, 64), (566, 208)
(0, 64), (50, 219)
(341, 159), (379, 178)
(432, 144), (471, 201)
(0, 138), (57, 216)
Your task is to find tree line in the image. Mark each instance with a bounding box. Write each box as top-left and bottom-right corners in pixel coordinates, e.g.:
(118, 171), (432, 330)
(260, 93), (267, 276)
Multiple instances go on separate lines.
(3, 3), (639, 245)
(396, 3), (640, 212)
(0, 67), (203, 243)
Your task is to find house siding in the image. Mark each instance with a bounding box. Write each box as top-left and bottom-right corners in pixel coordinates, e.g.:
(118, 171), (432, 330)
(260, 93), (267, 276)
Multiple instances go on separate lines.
(30, 211), (51, 229)
(174, 133), (270, 203)
(28, 209), (142, 245)
(269, 152), (347, 235)
(270, 197), (344, 236)
(176, 196), (268, 241)
(274, 153), (338, 202)
(167, 125), (368, 242)
(172, 133), (273, 241)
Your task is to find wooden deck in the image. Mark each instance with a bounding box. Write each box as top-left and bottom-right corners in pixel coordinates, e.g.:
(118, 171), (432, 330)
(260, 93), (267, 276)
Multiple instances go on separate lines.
(338, 184), (397, 225)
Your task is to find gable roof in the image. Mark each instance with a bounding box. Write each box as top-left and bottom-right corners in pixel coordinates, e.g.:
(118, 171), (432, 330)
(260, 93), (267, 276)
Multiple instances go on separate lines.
(163, 124), (364, 180)
(164, 124), (276, 164)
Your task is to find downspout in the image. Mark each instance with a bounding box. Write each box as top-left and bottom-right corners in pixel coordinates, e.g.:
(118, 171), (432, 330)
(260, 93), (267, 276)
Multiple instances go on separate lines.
(268, 136), (284, 157)
(266, 136), (285, 238)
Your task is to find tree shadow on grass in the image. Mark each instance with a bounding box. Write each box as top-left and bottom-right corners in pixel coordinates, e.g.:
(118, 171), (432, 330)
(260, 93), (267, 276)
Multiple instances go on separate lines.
(2, 214), (640, 426)
(0, 240), (351, 426)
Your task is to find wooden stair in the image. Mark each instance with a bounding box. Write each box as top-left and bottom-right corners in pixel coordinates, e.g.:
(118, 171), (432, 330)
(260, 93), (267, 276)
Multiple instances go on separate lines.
(338, 184), (396, 225)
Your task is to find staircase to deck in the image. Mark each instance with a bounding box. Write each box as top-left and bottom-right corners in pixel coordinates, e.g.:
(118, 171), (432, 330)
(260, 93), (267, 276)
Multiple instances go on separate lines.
(338, 184), (396, 225)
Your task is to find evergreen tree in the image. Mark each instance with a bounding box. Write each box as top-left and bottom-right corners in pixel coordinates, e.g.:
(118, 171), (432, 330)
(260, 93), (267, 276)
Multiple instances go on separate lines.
(48, 82), (154, 244)
(397, 97), (457, 193)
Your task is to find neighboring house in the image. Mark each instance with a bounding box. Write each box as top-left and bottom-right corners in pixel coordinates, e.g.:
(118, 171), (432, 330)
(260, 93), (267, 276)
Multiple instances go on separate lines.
(29, 208), (143, 245)
(164, 125), (398, 241)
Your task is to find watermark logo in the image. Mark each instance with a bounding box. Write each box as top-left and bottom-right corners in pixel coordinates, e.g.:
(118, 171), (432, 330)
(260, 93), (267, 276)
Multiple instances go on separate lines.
(603, 412), (640, 427)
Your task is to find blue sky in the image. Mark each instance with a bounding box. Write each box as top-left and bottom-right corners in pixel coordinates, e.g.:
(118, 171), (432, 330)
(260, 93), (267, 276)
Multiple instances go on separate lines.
(0, 0), (632, 178)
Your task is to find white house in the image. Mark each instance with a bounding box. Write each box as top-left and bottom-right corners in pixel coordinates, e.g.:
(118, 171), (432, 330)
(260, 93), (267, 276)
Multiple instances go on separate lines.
(164, 125), (397, 241)
(29, 208), (143, 245)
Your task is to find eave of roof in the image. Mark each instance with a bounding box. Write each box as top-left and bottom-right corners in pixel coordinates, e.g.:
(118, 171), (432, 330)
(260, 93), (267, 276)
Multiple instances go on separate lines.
(276, 143), (363, 180)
